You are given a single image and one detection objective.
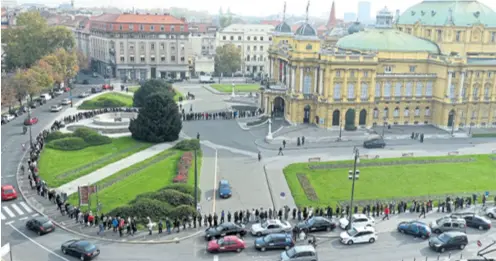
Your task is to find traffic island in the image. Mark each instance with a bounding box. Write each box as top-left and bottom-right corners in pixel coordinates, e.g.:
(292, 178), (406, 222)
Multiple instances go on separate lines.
(210, 84), (261, 93)
(77, 93), (134, 110)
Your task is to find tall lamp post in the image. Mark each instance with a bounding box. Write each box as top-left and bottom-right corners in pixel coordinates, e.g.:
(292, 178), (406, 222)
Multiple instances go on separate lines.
(27, 107), (33, 147)
(346, 147), (360, 229)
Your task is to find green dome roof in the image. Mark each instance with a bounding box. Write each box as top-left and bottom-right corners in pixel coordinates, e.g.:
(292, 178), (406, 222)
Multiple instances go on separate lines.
(336, 29), (441, 53)
(397, 0), (496, 27)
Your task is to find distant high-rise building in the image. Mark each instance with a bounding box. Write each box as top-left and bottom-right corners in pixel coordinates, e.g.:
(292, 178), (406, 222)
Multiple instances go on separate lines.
(344, 12), (356, 22)
(357, 1), (371, 23)
(1, 0), (17, 8)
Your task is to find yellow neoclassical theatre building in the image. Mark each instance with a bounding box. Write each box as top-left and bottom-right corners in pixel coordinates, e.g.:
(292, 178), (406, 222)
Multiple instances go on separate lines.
(262, 0), (496, 131)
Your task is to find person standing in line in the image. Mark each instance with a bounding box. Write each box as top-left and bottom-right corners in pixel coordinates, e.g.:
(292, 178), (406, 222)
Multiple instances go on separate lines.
(382, 206), (390, 220)
(419, 203), (426, 218)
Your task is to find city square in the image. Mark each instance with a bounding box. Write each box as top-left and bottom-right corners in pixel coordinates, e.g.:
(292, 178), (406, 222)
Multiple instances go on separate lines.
(1, 0), (496, 261)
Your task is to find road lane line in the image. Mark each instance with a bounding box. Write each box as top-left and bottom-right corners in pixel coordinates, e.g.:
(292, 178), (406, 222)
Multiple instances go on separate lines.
(213, 254), (219, 261)
(20, 202), (33, 213)
(19, 216), (28, 221)
(1, 212), (6, 220)
(7, 223), (70, 261)
(212, 149), (218, 213)
(3, 206), (15, 218)
(11, 203), (25, 215)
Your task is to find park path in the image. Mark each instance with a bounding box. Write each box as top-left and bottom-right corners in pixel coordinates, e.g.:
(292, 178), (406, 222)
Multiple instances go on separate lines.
(56, 142), (174, 195)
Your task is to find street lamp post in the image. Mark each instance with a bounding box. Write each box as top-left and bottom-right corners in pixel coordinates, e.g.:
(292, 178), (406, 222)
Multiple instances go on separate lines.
(193, 148), (199, 210)
(27, 108), (33, 147)
(382, 117), (387, 137)
(338, 120), (342, 140)
(346, 147), (360, 230)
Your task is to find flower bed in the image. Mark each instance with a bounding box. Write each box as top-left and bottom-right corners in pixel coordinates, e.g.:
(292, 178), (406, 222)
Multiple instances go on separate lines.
(173, 151), (193, 183)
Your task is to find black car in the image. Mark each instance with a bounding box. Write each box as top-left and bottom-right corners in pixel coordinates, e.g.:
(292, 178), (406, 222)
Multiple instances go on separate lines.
(428, 231), (468, 253)
(61, 240), (100, 260)
(461, 215), (492, 230)
(363, 137), (386, 149)
(26, 216), (55, 235)
(254, 233), (295, 251)
(91, 87), (102, 93)
(204, 222), (247, 241)
(82, 79), (89, 84)
(295, 216), (336, 233)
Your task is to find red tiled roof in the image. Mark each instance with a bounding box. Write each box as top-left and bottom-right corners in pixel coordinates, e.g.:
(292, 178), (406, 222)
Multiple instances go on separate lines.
(91, 13), (185, 25)
(261, 20), (280, 26)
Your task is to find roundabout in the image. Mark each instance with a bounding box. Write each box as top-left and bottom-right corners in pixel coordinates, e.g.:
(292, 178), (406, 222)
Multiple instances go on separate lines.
(65, 112), (137, 135)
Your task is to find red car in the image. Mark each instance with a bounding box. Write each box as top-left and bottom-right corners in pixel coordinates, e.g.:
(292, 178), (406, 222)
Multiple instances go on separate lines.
(207, 236), (246, 253)
(24, 117), (39, 125)
(102, 84), (113, 90)
(1, 185), (18, 201)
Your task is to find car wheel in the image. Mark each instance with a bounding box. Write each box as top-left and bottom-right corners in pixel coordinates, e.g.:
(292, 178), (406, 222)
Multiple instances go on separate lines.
(478, 226), (484, 230)
(37, 231), (41, 236)
(285, 246), (290, 250)
(369, 238), (375, 243)
(434, 229), (441, 234)
(260, 247), (266, 252)
(236, 248), (243, 253)
(80, 254), (85, 260)
(399, 229), (405, 234)
(460, 244), (465, 250)
(62, 248), (67, 254)
(326, 226), (332, 232)
(256, 232), (262, 237)
(440, 247), (445, 253)
(489, 213), (494, 218)
(347, 240), (353, 245)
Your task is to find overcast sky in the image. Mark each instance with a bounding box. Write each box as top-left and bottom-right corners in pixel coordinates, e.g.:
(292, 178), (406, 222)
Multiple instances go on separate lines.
(21, 0), (496, 19)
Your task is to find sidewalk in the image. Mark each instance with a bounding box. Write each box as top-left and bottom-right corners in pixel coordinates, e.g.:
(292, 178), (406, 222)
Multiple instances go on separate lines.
(56, 142), (174, 195)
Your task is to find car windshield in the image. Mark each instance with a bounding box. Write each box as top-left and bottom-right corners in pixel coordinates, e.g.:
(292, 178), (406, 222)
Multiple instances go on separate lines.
(306, 218), (316, 226)
(261, 221), (269, 228)
(285, 248), (296, 258)
(438, 234), (451, 243)
(215, 225), (227, 231)
(217, 238), (224, 245)
(346, 228), (359, 237)
(83, 244), (96, 252)
(263, 235), (272, 243)
(3, 189), (14, 194)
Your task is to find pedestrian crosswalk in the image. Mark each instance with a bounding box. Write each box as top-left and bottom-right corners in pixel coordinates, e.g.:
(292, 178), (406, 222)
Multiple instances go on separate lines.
(1, 202), (36, 221)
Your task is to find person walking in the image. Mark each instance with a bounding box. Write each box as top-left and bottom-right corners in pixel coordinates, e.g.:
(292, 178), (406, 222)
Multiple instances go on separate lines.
(258, 152), (262, 161)
(278, 147), (284, 156)
(382, 206), (390, 220)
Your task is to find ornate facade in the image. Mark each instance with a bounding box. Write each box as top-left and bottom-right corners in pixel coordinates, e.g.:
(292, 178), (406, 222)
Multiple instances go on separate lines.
(263, 0), (496, 131)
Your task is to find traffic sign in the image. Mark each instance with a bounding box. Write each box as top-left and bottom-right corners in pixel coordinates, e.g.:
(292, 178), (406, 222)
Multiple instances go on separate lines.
(477, 240), (482, 247)
(485, 191), (490, 196)
(280, 192), (286, 199)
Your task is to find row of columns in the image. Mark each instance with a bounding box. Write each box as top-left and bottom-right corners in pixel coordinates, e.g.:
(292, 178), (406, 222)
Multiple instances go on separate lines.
(446, 70), (467, 102)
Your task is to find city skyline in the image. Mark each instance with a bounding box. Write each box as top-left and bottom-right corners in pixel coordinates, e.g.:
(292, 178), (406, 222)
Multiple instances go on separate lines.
(15, 0), (496, 19)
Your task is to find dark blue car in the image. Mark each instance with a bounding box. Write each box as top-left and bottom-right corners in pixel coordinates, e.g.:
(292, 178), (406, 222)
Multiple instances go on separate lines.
(218, 179), (231, 198)
(254, 233), (294, 252)
(397, 221), (431, 239)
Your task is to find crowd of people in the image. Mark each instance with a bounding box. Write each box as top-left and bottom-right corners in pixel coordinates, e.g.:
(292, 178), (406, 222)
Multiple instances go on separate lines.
(61, 107), (139, 125)
(179, 104), (264, 121)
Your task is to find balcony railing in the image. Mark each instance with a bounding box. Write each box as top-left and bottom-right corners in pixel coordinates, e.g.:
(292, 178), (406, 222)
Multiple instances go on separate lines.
(376, 73), (437, 79)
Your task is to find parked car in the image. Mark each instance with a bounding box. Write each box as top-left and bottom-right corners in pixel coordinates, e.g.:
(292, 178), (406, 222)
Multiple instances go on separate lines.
(79, 92), (90, 98)
(339, 214), (375, 230)
(1, 185), (18, 201)
(295, 216), (336, 233)
(340, 226), (378, 245)
(61, 98), (71, 105)
(53, 89), (64, 95)
(251, 219), (292, 236)
(486, 207), (496, 219)
(91, 87), (102, 93)
(207, 235), (246, 253)
(1, 114), (15, 124)
(82, 79), (89, 84)
(61, 240), (100, 260)
(102, 84), (113, 90)
(204, 222), (247, 241)
(397, 220), (432, 238)
(254, 233), (295, 251)
(428, 231), (468, 253)
(29, 102), (38, 109)
(50, 105), (63, 112)
(39, 93), (52, 101)
(92, 72), (98, 77)
(460, 215), (492, 230)
(26, 216), (55, 235)
(430, 216), (466, 234)
(218, 179), (232, 198)
(24, 117), (39, 125)
(363, 136), (386, 149)
(280, 245), (318, 261)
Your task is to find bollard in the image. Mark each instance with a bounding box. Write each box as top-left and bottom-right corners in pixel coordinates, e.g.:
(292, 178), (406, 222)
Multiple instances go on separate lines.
(437, 255), (440, 260)
(425, 257), (428, 261)
(448, 252), (451, 259)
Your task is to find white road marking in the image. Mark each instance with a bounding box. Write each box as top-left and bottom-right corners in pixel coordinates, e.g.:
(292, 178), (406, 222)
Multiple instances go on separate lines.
(7, 223), (70, 261)
(32, 213), (39, 217)
(0, 212), (5, 220)
(19, 216), (28, 221)
(6, 221), (14, 225)
(20, 202), (33, 213)
(213, 254), (219, 261)
(1, 175), (16, 178)
(3, 206), (15, 218)
(212, 149), (218, 213)
(11, 203), (25, 215)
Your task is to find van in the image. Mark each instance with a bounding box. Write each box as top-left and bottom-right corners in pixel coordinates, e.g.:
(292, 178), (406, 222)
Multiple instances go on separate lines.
(430, 216), (466, 234)
(363, 136), (386, 149)
(40, 93), (52, 101)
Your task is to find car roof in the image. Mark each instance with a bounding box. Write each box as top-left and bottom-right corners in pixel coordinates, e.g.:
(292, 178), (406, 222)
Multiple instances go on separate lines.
(2, 185), (14, 189)
(269, 233), (291, 239)
(223, 235), (240, 241)
(34, 216), (50, 223)
(293, 245), (316, 252)
(219, 180), (229, 185)
(355, 226), (376, 232)
(352, 214), (368, 219)
(75, 240), (92, 246)
(443, 231), (466, 237)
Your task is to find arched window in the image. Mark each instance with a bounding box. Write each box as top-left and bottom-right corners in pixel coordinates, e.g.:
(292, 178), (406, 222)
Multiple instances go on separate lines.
(393, 107), (399, 117)
(333, 83), (341, 99)
(361, 83), (368, 99)
(426, 82), (433, 96)
(405, 82), (413, 97)
(415, 82), (423, 97)
(395, 82), (402, 97)
(384, 82), (391, 97)
(375, 82), (381, 97)
(404, 107), (410, 117)
(348, 83), (355, 99)
(373, 108), (379, 119)
(425, 107), (431, 116)
(383, 107), (389, 118)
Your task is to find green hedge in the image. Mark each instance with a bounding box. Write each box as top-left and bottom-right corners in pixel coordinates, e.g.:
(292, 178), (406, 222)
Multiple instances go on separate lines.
(84, 133), (112, 146)
(73, 127), (98, 139)
(173, 139), (200, 151)
(46, 137), (88, 151)
(162, 183), (201, 201)
(133, 189), (194, 207)
(46, 131), (73, 142)
(472, 133), (496, 138)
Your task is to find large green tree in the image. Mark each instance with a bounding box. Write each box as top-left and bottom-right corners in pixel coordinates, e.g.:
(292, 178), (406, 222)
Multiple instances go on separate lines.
(214, 44), (241, 76)
(129, 92), (182, 143)
(1, 11), (75, 69)
(133, 79), (173, 107)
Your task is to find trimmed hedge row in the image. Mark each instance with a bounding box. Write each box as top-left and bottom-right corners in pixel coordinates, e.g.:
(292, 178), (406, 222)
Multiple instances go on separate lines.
(45, 127), (112, 151)
(173, 139), (200, 151)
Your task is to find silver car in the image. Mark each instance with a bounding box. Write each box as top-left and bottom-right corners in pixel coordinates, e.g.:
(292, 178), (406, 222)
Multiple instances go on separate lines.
(251, 219), (292, 236)
(280, 245), (318, 261)
(430, 217), (466, 234)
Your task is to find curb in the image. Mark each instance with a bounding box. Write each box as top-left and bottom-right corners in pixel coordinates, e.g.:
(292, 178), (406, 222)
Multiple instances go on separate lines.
(254, 139), (362, 151)
(201, 85), (230, 96)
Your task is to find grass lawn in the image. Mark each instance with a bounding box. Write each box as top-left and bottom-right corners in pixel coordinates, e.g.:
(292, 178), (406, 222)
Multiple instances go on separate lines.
(38, 137), (152, 187)
(210, 84), (261, 93)
(77, 93), (134, 110)
(284, 155), (496, 208)
(127, 86), (184, 102)
(127, 86), (140, 93)
(69, 149), (203, 213)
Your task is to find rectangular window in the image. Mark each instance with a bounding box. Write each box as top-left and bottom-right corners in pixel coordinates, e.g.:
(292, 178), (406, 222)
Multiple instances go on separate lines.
(247, 46), (250, 51)
(171, 56), (176, 61)
(129, 24), (134, 30)
(409, 66), (416, 73)
(450, 84), (456, 99)
(426, 82), (433, 96)
(140, 56), (145, 62)
(260, 46), (264, 51)
(120, 56), (125, 62)
(484, 87), (490, 98)
(150, 25), (155, 31)
(384, 66), (392, 73)
(427, 29), (431, 37)
(171, 26), (175, 32)
(260, 36), (264, 41)
(347, 83), (355, 99)
(375, 83), (381, 97)
(384, 82), (391, 97)
(160, 25), (165, 31)
(230, 36), (234, 41)
(151, 56), (155, 62)
(436, 30), (442, 41)
(151, 43), (155, 50)
(350, 70), (355, 77)
(180, 57), (185, 62)
(415, 82), (423, 97)
(119, 25), (123, 30)
(130, 56), (135, 62)
(492, 32), (496, 42)
(223, 36), (226, 40)
(395, 83), (402, 97)
(333, 84), (341, 99)
(363, 71), (368, 77)
(180, 26), (184, 32)
(238, 36), (241, 40)
(139, 24), (144, 31)
(360, 83), (368, 99)
(254, 46), (257, 51)
(456, 31), (461, 42)
(161, 56), (165, 62)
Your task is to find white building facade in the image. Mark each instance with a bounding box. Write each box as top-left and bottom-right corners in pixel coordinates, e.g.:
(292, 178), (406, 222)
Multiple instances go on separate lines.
(216, 24), (274, 75)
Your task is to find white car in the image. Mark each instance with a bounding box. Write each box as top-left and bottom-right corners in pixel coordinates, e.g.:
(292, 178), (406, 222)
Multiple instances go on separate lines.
(340, 226), (378, 245)
(50, 105), (62, 112)
(54, 89), (64, 95)
(251, 219), (292, 236)
(339, 214), (375, 230)
(78, 92), (89, 98)
(486, 207), (496, 219)
(2, 114), (15, 122)
(61, 98), (71, 105)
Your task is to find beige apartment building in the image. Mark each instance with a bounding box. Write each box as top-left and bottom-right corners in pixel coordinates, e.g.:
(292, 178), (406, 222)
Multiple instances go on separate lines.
(88, 13), (191, 80)
(216, 24), (274, 75)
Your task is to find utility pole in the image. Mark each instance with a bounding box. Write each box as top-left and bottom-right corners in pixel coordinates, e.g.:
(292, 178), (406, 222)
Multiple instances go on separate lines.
(346, 147), (360, 230)
(194, 149), (198, 210)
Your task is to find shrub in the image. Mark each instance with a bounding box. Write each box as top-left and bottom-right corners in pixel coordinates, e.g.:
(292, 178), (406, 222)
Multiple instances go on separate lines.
(46, 137), (88, 151)
(73, 127), (99, 139)
(155, 189), (194, 207)
(169, 205), (197, 219)
(173, 139), (200, 151)
(173, 174), (187, 183)
(45, 131), (73, 142)
(108, 198), (172, 221)
(162, 184), (201, 201)
(84, 133), (112, 146)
